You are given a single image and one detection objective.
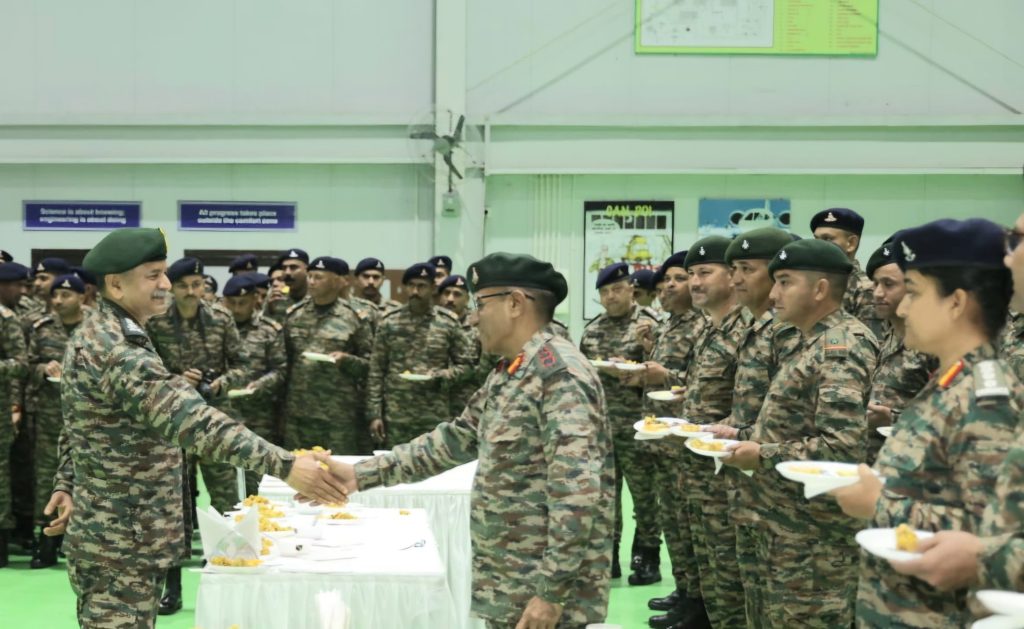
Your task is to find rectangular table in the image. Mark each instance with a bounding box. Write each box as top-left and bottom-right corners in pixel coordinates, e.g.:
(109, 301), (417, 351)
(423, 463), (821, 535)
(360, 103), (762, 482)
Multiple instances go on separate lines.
(259, 457), (484, 629)
(195, 507), (458, 629)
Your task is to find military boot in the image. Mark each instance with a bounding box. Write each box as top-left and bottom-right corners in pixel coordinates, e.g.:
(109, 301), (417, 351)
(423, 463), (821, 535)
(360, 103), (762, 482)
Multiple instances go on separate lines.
(611, 541), (621, 578)
(158, 566), (183, 615)
(648, 588), (680, 611)
(30, 527), (59, 569)
(629, 545), (662, 586)
(649, 595), (702, 629)
(630, 536), (643, 572)
(664, 597), (711, 629)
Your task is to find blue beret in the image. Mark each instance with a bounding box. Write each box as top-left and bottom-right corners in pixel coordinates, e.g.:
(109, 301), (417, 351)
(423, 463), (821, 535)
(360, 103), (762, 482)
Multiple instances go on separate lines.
(403, 263), (437, 284)
(203, 275), (218, 293)
(50, 274), (86, 294)
(652, 266), (666, 286)
(228, 254), (258, 274)
(34, 257), (70, 276)
(167, 257), (204, 283)
(278, 248), (309, 265)
(662, 250), (689, 272)
(438, 274), (467, 293)
(249, 272), (270, 289)
(810, 208), (865, 237)
(684, 236), (732, 269)
(355, 257), (386, 275)
(0, 262), (30, 282)
(630, 269), (656, 291)
(596, 262), (631, 289)
(427, 255), (452, 270)
(71, 266), (97, 286)
(309, 256), (349, 275)
(0, 250), (11, 263)
(893, 218), (1006, 272)
(223, 274), (256, 297)
(866, 240), (898, 279)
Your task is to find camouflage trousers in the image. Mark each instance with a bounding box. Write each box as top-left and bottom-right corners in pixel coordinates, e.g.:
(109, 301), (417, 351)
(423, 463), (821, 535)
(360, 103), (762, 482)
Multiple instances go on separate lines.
(735, 522), (767, 629)
(651, 441), (700, 596)
(284, 414), (363, 455)
(33, 412), (62, 525)
(688, 491), (745, 627)
(613, 431), (661, 548)
(68, 558), (164, 629)
(200, 460), (241, 514)
(0, 422), (12, 529)
(754, 526), (858, 628)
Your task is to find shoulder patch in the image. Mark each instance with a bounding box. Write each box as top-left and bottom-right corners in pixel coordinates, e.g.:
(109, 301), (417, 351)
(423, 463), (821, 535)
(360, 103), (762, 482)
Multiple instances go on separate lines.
(262, 318), (283, 332)
(533, 342), (567, 376)
(640, 306), (659, 320)
(121, 316), (148, 339)
(33, 315), (54, 329)
(285, 301), (303, 316)
(975, 360), (1010, 400)
(436, 306), (459, 321)
(823, 328), (849, 358)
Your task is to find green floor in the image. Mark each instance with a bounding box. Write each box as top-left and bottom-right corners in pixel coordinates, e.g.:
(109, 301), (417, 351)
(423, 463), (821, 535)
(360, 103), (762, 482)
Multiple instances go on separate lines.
(0, 481), (668, 629)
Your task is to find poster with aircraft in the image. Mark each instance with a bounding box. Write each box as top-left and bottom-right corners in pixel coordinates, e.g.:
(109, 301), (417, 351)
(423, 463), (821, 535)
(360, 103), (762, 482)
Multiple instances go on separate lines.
(697, 198), (791, 237)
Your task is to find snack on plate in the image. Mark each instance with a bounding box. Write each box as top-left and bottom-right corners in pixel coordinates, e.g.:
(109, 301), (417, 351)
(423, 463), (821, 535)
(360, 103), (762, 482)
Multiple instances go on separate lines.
(257, 505), (285, 518)
(210, 555), (262, 567)
(324, 511), (358, 521)
(402, 370), (411, 375)
(790, 465), (824, 475)
(642, 416), (671, 432)
(292, 445), (330, 469)
(261, 537), (273, 556)
(678, 424), (701, 433)
(895, 524), (919, 552)
(399, 509), (411, 515)
(835, 468), (859, 477)
(690, 439), (725, 452)
(241, 495), (270, 507)
(236, 514), (292, 532)
(671, 385), (684, 391)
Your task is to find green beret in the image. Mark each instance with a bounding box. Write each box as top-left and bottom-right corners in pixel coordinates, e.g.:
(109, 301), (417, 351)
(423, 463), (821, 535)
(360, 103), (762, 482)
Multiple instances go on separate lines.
(83, 228), (168, 276)
(726, 227), (793, 263)
(466, 252), (568, 305)
(684, 236), (731, 269)
(768, 239), (853, 278)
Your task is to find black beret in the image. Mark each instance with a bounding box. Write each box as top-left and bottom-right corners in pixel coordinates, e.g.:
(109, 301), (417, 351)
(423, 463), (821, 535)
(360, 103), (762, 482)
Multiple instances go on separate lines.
(865, 241), (898, 279)
(466, 252), (568, 305)
(309, 256), (349, 276)
(427, 255), (452, 270)
(630, 269), (657, 291)
(267, 261), (282, 274)
(35, 257), (70, 276)
(0, 262), (30, 282)
(223, 274), (256, 297)
(71, 266), (97, 286)
(249, 272), (270, 289)
(769, 239), (853, 278)
(83, 228), (168, 277)
(403, 263), (437, 284)
(355, 257), (386, 275)
(652, 267), (666, 286)
(167, 257), (205, 283)
(893, 218), (1006, 272)
(278, 248), (309, 265)
(661, 250), (689, 272)
(684, 236), (732, 269)
(203, 276), (218, 293)
(50, 274), (86, 294)
(228, 254), (258, 274)
(438, 274), (468, 293)
(596, 262), (631, 289)
(810, 208), (865, 237)
(0, 250), (11, 263)
(726, 228), (792, 263)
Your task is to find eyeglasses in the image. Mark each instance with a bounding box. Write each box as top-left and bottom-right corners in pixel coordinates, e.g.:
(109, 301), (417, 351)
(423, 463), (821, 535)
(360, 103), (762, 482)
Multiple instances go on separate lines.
(1006, 228), (1024, 255)
(472, 290), (535, 311)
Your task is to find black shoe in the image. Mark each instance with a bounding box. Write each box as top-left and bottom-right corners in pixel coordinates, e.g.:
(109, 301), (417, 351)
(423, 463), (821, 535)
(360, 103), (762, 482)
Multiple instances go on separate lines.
(0, 531), (8, 568)
(30, 528), (59, 569)
(648, 589), (680, 611)
(664, 598), (710, 629)
(629, 545), (662, 586)
(158, 593), (182, 615)
(649, 605), (688, 629)
(611, 541), (621, 578)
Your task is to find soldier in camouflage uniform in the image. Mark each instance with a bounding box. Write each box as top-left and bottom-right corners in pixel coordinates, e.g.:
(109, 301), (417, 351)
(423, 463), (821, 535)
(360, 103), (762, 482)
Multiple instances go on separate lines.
(283, 256), (374, 454)
(228, 253), (259, 276)
(621, 251), (708, 626)
(0, 285), (27, 568)
(427, 254), (453, 286)
(863, 242), (936, 464)
(725, 238), (877, 628)
(31, 257), (71, 310)
(437, 274), (484, 418)
(26, 274), (86, 569)
(367, 263), (474, 447)
(262, 262), (291, 323)
(55, 227), (346, 629)
(579, 262), (659, 582)
(701, 227), (797, 629)
(828, 219), (1022, 628)
(811, 207), (884, 340)
(332, 252), (614, 628)
(629, 269), (661, 314)
(278, 247), (310, 304)
(222, 275), (288, 493)
(355, 257), (403, 312)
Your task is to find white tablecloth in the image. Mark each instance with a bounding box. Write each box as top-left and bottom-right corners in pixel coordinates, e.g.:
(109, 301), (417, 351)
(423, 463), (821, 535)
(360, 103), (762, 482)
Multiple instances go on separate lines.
(195, 508), (458, 629)
(259, 457), (483, 629)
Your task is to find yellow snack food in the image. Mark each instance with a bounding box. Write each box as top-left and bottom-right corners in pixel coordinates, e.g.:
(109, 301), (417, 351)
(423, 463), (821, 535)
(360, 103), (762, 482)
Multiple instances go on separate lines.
(670, 385), (684, 391)
(895, 524), (919, 552)
(210, 555), (262, 567)
(399, 509), (411, 515)
(241, 495), (270, 507)
(678, 424), (701, 432)
(642, 416), (671, 432)
(324, 511), (358, 520)
(835, 469), (859, 477)
(789, 465), (824, 475)
(690, 439), (724, 452)
(260, 537), (273, 556)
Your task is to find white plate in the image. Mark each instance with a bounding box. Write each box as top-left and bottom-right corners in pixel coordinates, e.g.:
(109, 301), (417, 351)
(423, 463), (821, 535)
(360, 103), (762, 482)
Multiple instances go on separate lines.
(647, 390), (683, 402)
(978, 591), (1024, 618)
(855, 527), (935, 562)
(590, 359), (615, 368)
(46, 376), (61, 383)
(302, 351), (336, 364)
(206, 562), (271, 574)
(633, 417), (684, 436)
(398, 372), (431, 382)
(318, 514), (361, 525)
(877, 426), (893, 438)
(227, 388), (254, 399)
(670, 424), (713, 440)
(776, 461), (864, 487)
(684, 438), (739, 458)
(615, 362), (646, 372)
(972, 616), (1024, 629)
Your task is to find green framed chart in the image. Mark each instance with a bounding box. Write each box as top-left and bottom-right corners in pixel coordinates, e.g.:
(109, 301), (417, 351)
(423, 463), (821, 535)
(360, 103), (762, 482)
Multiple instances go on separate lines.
(636, 0), (878, 57)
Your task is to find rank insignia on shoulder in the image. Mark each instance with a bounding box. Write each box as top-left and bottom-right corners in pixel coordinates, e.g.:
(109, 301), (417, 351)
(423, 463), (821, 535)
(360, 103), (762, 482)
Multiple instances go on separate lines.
(823, 330), (849, 357)
(33, 315), (53, 329)
(641, 306), (659, 320)
(974, 360), (1010, 400)
(285, 302), (302, 316)
(265, 319), (283, 332)
(121, 317), (147, 338)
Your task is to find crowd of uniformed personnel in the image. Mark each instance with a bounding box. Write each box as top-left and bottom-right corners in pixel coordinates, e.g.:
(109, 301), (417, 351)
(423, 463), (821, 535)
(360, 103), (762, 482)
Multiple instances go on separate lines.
(0, 206), (1021, 629)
